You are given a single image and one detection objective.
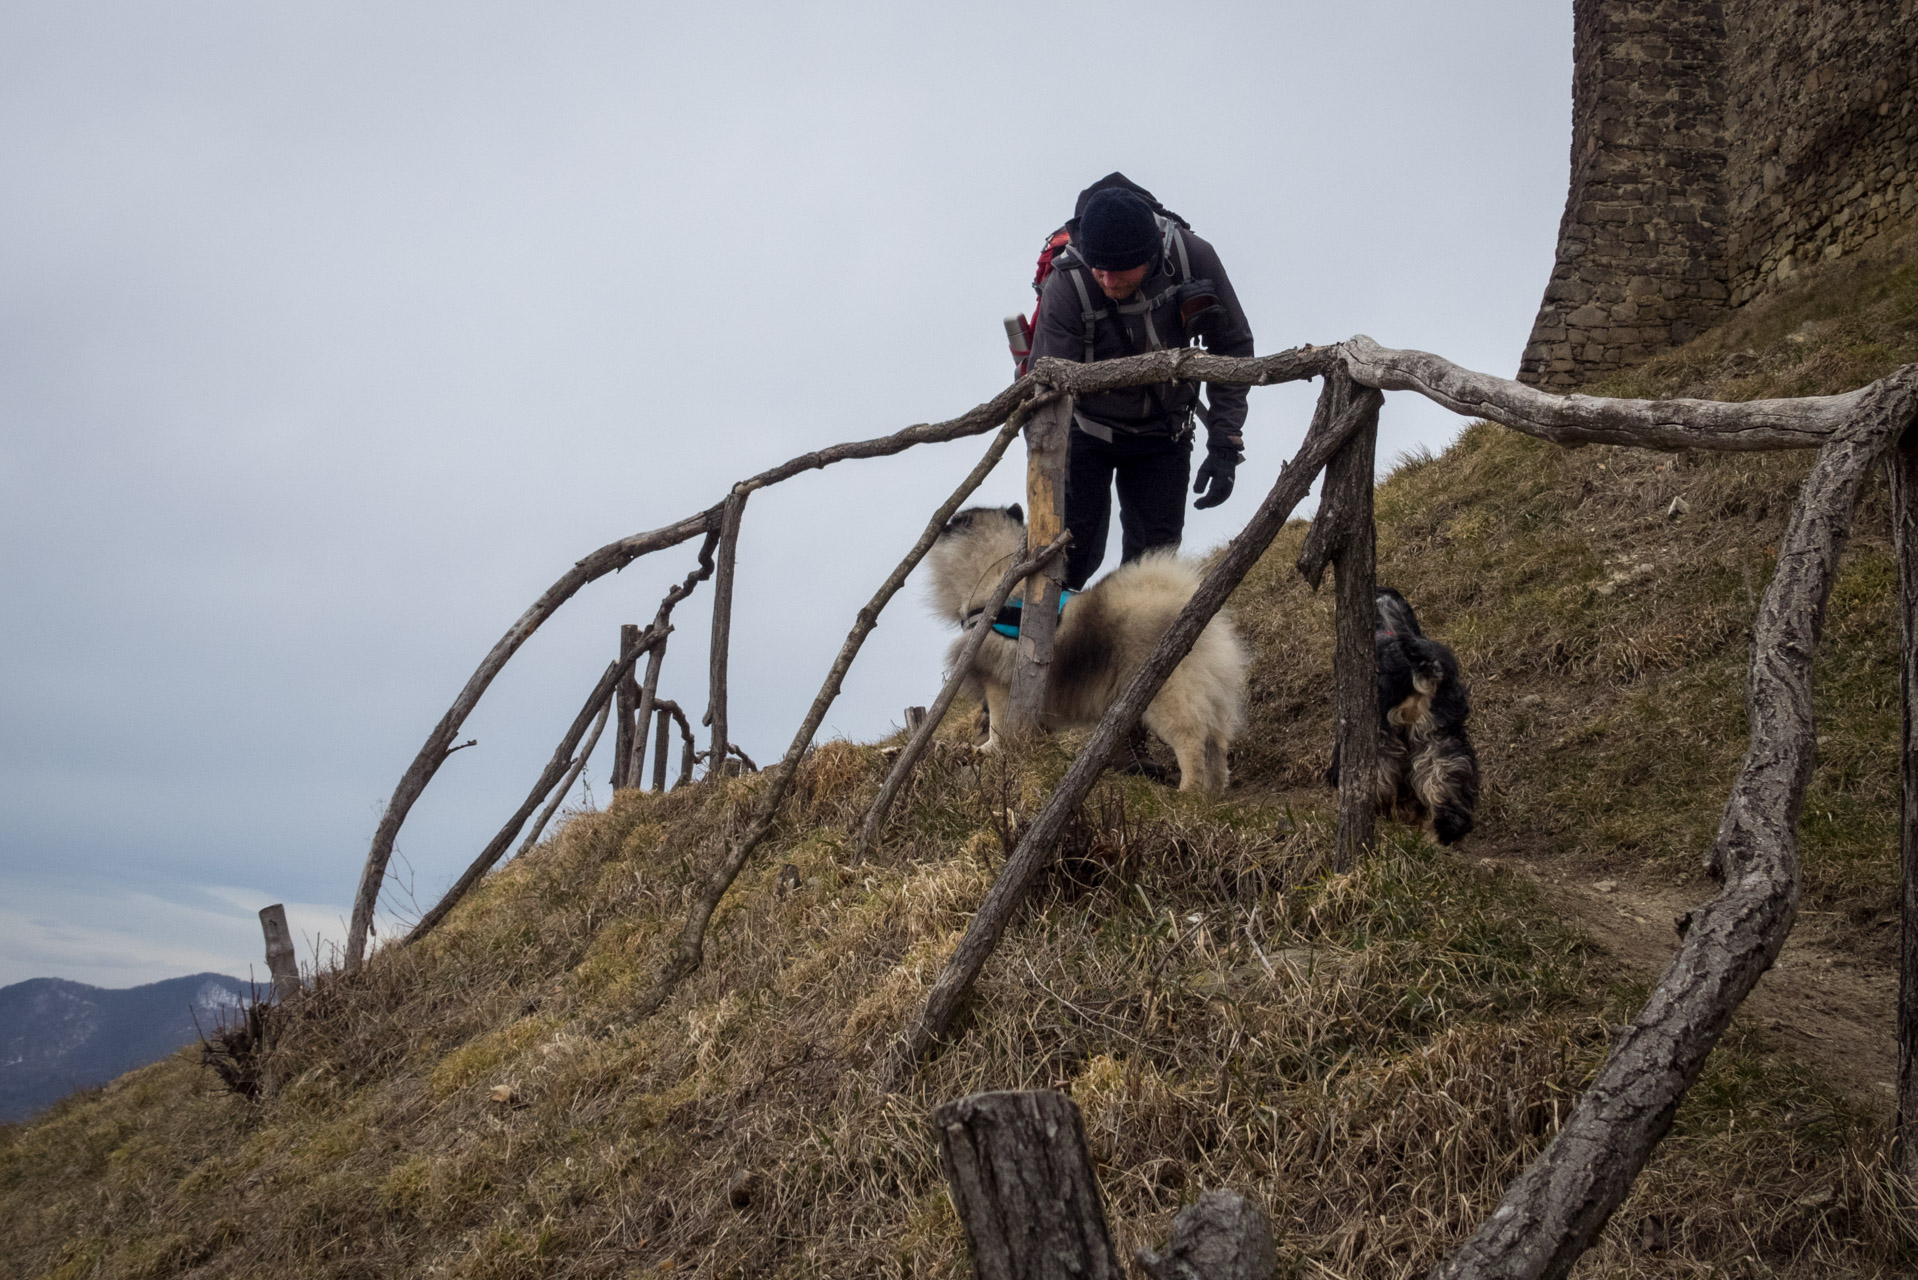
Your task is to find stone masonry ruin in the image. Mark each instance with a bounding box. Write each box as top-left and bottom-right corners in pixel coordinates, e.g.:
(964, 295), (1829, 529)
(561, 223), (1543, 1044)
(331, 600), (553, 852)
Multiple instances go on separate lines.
(1521, 0), (1918, 389)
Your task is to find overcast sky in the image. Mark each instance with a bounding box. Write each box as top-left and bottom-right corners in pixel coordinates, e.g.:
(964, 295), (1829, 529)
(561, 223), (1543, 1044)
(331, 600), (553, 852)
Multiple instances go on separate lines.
(0, 1), (1570, 989)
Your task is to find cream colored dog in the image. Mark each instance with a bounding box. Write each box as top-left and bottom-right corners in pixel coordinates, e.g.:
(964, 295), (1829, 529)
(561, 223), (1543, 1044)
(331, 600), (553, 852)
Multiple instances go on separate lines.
(925, 505), (1247, 793)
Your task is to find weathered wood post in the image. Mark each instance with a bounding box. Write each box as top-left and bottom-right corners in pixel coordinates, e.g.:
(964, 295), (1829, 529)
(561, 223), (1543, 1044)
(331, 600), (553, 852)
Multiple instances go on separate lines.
(1298, 368), (1383, 872)
(652, 705), (673, 791)
(1007, 395), (1073, 731)
(1891, 424), (1918, 1197)
(707, 490), (747, 776)
(1137, 1190), (1278, 1280)
(258, 904), (300, 1002)
(935, 1090), (1122, 1280)
(632, 629), (669, 786)
(612, 623), (640, 788)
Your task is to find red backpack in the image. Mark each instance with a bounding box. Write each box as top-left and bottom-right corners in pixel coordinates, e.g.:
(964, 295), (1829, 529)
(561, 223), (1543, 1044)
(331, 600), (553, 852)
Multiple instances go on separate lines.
(1003, 228), (1074, 376)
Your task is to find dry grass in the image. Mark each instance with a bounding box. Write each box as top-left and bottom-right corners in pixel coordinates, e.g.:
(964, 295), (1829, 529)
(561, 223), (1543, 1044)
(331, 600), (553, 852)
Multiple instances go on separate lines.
(5, 235), (1918, 1279)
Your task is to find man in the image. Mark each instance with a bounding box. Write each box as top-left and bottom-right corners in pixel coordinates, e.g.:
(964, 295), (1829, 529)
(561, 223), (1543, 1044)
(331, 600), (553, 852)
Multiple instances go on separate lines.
(1026, 174), (1256, 590)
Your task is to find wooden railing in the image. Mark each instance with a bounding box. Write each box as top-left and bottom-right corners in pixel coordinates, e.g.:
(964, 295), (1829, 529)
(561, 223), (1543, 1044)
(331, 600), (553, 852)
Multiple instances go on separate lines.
(338, 336), (1918, 1280)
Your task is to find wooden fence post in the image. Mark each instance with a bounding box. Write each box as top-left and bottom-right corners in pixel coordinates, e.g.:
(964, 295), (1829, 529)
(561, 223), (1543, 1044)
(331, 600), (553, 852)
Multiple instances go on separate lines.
(707, 490), (747, 775)
(632, 630), (669, 786)
(1007, 395), (1073, 732)
(258, 904), (300, 1002)
(1301, 369), (1383, 873)
(612, 623), (640, 788)
(935, 1090), (1122, 1280)
(1892, 424), (1918, 1197)
(652, 705), (673, 792)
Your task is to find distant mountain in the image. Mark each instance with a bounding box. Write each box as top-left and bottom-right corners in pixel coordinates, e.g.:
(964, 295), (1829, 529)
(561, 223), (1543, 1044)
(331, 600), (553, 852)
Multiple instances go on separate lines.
(0, 973), (251, 1124)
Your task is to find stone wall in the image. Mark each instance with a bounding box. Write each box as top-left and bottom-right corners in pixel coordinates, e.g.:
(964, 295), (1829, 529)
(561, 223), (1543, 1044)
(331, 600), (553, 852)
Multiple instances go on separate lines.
(1521, 0), (1729, 390)
(1723, 0), (1918, 305)
(1519, 0), (1918, 389)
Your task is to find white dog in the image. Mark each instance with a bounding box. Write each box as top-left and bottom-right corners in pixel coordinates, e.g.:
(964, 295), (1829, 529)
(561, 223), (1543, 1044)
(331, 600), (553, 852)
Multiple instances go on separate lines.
(925, 505), (1247, 793)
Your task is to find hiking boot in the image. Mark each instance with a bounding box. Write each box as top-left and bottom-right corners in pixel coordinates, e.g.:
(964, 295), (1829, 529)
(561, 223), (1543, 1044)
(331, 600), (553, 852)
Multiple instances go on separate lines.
(1114, 723), (1173, 783)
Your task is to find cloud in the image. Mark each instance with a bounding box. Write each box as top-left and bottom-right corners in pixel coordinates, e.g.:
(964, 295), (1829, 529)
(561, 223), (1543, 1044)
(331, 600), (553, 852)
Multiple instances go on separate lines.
(0, 876), (396, 989)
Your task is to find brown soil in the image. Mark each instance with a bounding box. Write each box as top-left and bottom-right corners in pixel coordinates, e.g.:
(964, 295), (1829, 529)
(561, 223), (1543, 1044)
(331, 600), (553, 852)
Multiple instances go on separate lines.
(1479, 841), (1898, 1110)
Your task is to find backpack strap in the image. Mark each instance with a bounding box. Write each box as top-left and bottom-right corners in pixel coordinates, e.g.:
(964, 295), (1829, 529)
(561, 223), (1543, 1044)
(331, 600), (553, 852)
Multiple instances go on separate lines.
(1163, 220), (1191, 283)
(1063, 265), (1105, 365)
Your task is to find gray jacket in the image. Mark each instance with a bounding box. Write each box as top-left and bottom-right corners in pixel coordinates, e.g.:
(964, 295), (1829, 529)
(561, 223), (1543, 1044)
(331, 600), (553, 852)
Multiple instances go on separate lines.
(1026, 225), (1254, 453)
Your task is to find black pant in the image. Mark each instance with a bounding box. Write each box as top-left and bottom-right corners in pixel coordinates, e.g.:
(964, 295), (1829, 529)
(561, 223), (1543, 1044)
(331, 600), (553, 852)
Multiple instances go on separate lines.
(1063, 427), (1191, 589)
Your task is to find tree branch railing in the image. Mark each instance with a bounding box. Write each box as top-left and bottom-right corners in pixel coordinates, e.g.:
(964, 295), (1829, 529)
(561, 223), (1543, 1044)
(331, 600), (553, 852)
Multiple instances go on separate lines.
(627, 409), (1041, 1020)
(342, 328), (1918, 1280)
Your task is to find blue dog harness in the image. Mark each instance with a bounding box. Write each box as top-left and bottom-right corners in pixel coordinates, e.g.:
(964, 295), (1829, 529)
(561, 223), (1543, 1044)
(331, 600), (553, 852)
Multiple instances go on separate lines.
(968, 589), (1077, 637)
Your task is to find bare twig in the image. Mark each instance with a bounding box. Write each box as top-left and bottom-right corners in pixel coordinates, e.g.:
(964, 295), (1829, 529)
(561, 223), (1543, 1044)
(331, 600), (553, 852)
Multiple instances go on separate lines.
(630, 415), (1032, 1020)
(851, 532), (1073, 864)
(653, 699), (697, 787)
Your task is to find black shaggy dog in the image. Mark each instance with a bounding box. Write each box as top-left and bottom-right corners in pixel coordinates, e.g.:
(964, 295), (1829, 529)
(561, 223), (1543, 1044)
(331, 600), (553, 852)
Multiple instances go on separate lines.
(1327, 587), (1480, 845)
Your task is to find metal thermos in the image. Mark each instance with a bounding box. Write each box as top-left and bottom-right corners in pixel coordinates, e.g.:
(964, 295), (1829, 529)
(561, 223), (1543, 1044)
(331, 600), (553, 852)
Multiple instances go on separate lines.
(1004, 313), (1031, 372)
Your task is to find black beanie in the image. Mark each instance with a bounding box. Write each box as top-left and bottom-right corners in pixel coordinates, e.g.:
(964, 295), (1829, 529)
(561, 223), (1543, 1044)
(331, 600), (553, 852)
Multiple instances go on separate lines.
(1078, 187), (1159, 270)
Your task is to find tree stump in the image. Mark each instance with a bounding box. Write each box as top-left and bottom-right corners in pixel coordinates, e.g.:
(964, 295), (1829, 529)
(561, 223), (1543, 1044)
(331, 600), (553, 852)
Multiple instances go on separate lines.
(1136, 1190), (1277, 1280)
(257, 904), (300, 1002)
(934, 1090), (1121, 1280)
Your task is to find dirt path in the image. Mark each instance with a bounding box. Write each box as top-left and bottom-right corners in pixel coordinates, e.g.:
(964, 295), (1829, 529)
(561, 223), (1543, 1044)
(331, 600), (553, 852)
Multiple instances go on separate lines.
(1480, 845), (1898, 1110)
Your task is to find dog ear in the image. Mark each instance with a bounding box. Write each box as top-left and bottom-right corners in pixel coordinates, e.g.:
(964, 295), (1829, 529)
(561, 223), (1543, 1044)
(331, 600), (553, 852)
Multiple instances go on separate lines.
(1374, 587), (1422, 637)
(1006, 503), (1024, 525)
(1401, 634), (1445, 693)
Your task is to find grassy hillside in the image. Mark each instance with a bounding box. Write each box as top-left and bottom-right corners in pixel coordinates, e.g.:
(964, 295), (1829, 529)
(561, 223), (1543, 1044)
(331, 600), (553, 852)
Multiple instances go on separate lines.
(3, 232), (1915, 1280)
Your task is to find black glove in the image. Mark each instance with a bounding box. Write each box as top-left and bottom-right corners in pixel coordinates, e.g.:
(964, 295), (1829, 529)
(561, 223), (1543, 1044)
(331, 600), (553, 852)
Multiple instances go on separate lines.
(1193, 444), (1240, 510)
